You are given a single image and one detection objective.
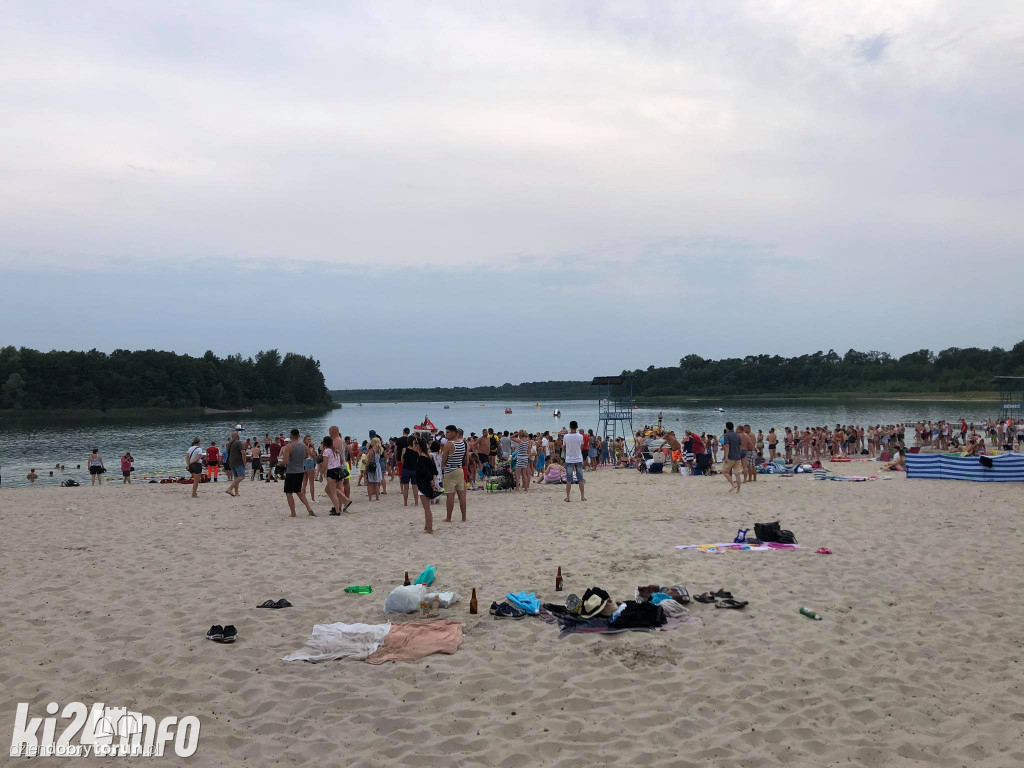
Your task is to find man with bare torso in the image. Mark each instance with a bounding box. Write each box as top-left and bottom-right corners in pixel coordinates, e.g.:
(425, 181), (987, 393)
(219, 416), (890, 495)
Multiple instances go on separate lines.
(741, 425), (757, 482)
(662, 431), (682, 473)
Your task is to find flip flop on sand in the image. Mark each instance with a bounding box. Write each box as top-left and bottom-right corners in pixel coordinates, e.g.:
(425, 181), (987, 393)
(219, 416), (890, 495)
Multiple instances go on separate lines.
(712, 589), (734, 599)
(694, 592), (717, 604)
(206, 625), (224, 641)
(715, 599), (748, 609)
(257, 600), (278, 609)
(274, 598), (292, 608)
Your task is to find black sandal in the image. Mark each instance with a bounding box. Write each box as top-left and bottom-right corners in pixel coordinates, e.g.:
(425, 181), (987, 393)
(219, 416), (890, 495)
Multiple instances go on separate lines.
(694, 592), (717, 604)
(257, 600), (277, 609)
(715, 599), (748, 609)
(712, 589), (734, 599)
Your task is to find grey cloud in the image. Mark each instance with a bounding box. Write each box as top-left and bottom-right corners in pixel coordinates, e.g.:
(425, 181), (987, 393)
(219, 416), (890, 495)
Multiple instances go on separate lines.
(0, 1), (1022, 386)
(851, 31), (894, 63)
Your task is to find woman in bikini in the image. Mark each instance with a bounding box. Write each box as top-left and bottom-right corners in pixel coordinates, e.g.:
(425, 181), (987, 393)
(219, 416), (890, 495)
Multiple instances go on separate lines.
(87, 448), (105, 486)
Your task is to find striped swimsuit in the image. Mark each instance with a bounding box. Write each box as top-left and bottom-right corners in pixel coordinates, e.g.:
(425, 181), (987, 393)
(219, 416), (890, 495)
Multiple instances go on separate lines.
(444, 440), (466, 475)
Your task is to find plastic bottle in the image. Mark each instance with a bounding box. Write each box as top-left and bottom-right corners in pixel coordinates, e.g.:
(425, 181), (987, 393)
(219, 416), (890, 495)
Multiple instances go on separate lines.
(344, 585), (373, 594)
(799, 606), (822, 620)
(403, 571), (411, 586)
(555, 567), (564, 592)
(470, 588), (478, 614)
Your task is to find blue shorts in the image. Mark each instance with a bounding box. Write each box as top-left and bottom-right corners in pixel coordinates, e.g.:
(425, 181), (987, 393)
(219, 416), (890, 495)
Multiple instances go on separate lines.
(232, 465), (245, 479)
(400, 469), (417, 485)
(565, 462), (584, 484)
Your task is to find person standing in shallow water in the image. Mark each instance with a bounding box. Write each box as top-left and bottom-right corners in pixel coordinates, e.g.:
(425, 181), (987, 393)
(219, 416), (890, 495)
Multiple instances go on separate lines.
(87, 449), (105, 486)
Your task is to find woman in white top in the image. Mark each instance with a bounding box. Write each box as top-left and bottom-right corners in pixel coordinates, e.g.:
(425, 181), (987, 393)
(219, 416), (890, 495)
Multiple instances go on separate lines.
(186, 437), (204, 498)
(319, 436), (352, 515)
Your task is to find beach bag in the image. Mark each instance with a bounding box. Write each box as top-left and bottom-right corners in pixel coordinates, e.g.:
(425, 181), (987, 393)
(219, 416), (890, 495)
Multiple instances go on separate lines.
(979, 455), (994, 468)
(61, 479), (80, 487)
(755, 521), (797, 545)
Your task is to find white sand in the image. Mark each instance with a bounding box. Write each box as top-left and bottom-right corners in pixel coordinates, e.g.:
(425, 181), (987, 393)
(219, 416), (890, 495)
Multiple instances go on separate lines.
(2, 466), (1023, 767)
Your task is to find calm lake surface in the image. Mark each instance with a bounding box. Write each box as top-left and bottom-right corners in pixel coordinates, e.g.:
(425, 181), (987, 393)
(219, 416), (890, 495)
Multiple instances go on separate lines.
(0, 398), (995, 488)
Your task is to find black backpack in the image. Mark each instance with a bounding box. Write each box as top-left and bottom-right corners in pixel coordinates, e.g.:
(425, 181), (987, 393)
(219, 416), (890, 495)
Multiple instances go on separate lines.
(754, 521), (797, 545)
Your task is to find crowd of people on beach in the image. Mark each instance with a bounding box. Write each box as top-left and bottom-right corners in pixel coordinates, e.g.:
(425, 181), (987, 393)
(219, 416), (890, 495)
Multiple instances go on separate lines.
(16, 416), (1022, 503)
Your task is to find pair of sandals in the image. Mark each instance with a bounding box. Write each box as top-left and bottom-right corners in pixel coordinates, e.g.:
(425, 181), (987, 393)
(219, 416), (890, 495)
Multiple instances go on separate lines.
(694, 589), (748, 609)
(257, 598), (292, 609)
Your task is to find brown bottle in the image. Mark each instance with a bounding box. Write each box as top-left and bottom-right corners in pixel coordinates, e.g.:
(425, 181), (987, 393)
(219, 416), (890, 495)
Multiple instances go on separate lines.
(555, 567), (564, 592)
(403, 571), (411, 586)
(470, 588), (478, 615)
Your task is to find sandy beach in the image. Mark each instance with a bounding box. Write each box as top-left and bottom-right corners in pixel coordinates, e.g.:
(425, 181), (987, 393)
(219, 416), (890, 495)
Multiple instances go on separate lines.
(2, 465), (1023, 767)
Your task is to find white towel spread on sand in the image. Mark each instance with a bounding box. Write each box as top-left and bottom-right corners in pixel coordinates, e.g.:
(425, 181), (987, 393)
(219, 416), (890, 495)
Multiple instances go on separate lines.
(282, 621), (391, 662)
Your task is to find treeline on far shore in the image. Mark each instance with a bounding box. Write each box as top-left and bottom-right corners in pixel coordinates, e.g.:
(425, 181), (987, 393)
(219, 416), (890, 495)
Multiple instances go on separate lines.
(0, 347), (333, 411)
(333, 342), (1024, 402)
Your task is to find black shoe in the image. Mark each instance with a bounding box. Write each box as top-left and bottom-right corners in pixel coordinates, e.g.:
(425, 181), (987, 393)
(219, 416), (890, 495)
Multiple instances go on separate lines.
(213, 477), (218, 482)
(274, 598), (292, 608)
(206, 625), (224, 641)
(221, 625), (237, 643)
(328, 507), (339, 516)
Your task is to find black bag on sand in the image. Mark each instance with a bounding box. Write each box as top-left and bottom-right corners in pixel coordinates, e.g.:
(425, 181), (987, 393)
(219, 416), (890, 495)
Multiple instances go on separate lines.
(755, 521), (797, 545)
(979, 455), (994, 468)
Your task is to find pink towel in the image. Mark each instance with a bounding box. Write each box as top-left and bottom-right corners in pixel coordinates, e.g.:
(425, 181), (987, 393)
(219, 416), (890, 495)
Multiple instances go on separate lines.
(366, 619), (464, 664)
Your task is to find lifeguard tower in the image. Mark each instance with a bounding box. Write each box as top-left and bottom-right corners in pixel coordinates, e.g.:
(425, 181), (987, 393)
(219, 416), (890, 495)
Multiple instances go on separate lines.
(592, 376), (634, 452)
(993, 376), (1024, 421)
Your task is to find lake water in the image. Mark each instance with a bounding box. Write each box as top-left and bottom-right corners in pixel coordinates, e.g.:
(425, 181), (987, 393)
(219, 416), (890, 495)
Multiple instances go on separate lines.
(0, 398), (995, 488)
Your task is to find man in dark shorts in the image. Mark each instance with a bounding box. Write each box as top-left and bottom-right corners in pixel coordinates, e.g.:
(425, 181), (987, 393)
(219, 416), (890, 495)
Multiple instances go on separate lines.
(266, 439), (281, 482)
(395, 428), (410, 476)
(224, 431), (247, 497)
(476, 430), (491, 476)
(400, 430), (420, 506)
(280, 428), (315, 516)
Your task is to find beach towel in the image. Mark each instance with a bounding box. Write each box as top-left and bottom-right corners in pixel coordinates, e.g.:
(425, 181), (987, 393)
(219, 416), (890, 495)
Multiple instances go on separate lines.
(506, 591), (541, 615)
(676, 542), (802, 553)
(827, 475), (880, 482)
(366, 619), (464, 664)
(284, 619), (463, 664)
(283, 621), (391, 662)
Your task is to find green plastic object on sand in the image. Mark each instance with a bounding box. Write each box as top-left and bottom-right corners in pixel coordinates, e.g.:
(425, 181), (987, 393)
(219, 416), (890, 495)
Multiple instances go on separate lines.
(414, 565), (436, 586)
(344, 585), (373, 594)
(799, 606), (822, 620)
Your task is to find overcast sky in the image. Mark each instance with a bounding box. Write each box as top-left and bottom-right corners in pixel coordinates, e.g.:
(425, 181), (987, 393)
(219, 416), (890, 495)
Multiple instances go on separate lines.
(2, 1), (1022, 389)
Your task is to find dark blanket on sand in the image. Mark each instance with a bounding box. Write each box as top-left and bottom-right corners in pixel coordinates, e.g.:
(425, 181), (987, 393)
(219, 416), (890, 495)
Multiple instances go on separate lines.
(540, 603), (692, 639)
